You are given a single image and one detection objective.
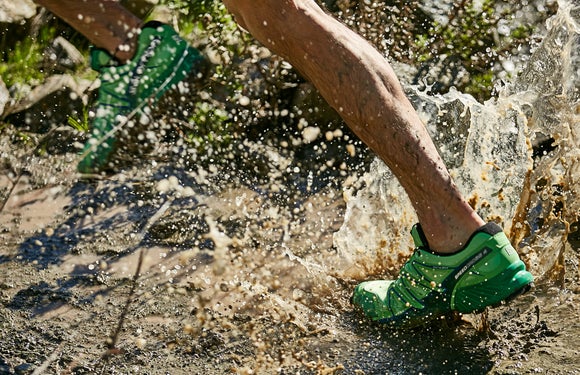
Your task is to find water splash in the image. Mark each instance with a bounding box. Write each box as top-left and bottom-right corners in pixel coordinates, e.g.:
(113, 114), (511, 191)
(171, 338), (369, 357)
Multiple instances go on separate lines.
(509, 0), (580, 282)
(333, 0), (580, 282)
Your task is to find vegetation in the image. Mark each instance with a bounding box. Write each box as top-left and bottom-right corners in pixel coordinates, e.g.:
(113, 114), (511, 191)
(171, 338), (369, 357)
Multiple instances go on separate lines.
(0, 13), (91, 89)
(0, 1), (554, 102)
(0, 24), (57, 90)
(0, 0), (555, 152)
(329, 0), (554, 101)
(150, 0), (254, 165)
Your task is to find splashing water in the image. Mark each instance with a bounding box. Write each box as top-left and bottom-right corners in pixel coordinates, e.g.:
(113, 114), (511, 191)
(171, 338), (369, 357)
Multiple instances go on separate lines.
(333, 0), (580, 282)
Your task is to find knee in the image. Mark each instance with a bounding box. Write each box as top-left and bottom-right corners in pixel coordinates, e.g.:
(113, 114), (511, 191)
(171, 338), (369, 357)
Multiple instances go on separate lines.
(222, 0), (255, 30)
(224, 0), (297, 34)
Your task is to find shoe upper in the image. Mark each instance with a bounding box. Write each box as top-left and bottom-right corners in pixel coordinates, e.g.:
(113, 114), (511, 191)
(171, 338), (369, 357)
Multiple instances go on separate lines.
(78, 21), (205, 174)
(352, 222), (534, 328)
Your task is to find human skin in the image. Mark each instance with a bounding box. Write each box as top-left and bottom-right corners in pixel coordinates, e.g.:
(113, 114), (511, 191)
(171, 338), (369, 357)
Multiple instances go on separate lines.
(222, 0), (485, 253)
(35, 0), (141, 63)
(35, 0), (485, 252)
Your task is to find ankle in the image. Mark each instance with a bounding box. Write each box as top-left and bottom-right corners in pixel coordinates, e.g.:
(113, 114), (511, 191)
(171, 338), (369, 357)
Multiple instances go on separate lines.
(419, 214), (485, 254)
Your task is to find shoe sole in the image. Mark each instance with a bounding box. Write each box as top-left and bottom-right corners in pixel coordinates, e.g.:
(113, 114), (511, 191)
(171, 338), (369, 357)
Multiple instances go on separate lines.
(351, 273), (534, 324)
(468, 280), (533, 314)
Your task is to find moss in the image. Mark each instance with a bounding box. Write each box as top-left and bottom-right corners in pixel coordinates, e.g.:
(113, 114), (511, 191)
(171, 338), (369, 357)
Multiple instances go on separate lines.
(1, 12), (94, 87)
(0, 24), (56, 89)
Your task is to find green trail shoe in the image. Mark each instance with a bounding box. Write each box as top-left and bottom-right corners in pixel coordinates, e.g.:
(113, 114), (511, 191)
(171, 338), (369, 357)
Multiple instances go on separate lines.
(78, 21), (206, 173)
(352, 222), (534, 328)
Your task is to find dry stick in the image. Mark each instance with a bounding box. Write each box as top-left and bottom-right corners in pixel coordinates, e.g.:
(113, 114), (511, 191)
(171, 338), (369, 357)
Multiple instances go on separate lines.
(31, 342), (65, 375)
(103, 249), (145, 354)
(0, 126), (60, 214)
(101, 197), (174, 364)
(0, 173), (22, 214)
(82, 9), (194, 368)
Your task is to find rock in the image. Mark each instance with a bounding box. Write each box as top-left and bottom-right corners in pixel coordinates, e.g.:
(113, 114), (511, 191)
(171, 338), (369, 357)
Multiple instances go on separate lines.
(0, 356), (10, 374)
(14, 362), (34, 374)
(0, 0), (36, 23)
(37, 125), (85, 155)
(44, 36), (85, 73)
(3, 74), (93, 132)
(418, 0), (454, 25)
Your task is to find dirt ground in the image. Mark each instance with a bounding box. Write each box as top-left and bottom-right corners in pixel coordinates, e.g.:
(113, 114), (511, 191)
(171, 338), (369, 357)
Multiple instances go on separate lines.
(0, 126), (579, 375)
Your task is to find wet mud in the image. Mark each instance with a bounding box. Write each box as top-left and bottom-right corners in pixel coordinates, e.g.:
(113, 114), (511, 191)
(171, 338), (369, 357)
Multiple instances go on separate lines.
(0, 126), (579, 375)
(1, 1), (580, 374)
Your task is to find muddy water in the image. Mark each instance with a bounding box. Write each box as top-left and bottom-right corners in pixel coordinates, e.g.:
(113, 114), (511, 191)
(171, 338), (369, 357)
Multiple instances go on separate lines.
(1, 1), (580, 375)
(335, 1), (579, 283)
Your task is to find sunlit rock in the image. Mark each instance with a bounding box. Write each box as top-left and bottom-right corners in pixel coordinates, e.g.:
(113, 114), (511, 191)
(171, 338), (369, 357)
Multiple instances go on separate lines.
(0, 0), (36, 23)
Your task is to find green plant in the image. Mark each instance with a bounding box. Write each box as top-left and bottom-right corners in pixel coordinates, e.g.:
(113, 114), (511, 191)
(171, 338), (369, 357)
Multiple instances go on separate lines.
(328, 0), (546, 102)
(187, 101), (231, 150)
(0, 25), (57, 90)
(156, 1), (264, 152)
(160, 0), (242, 45)
(0, 16), (94, 103)
(413, 0), (535, 100)
(67, 106), (90, 133)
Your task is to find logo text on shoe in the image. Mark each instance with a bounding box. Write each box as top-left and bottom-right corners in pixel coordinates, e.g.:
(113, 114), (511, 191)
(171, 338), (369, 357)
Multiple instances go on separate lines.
(454, 247), (492, 280)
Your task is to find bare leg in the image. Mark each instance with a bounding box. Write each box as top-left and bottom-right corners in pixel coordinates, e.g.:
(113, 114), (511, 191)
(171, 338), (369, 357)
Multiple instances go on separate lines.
(35, 0), (141, 62)
(223, 0), (485, 253)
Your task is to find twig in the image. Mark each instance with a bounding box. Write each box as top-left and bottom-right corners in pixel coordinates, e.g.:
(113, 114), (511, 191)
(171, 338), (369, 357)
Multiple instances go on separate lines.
(103, 249), (145, 353)
(100, 197), (174, 363)
(0, 173), (22, 213)
(0, 125), (61, 214)
(31, 342), (64, 375)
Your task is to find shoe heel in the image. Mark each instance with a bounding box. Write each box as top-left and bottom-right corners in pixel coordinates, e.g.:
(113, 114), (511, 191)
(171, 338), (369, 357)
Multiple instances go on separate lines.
(452, 261), (534, 313)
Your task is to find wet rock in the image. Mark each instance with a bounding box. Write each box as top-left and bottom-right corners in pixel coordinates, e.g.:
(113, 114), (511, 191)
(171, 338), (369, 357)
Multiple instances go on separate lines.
(0, 357), (10, 374)
(3, 74), (93, 132)
(37, 125), (85, 155)
(418, 0), (455, 24)
(14, 362), (34, 374)
(43, 36), (85, 73)
(0, 0), (36, 23)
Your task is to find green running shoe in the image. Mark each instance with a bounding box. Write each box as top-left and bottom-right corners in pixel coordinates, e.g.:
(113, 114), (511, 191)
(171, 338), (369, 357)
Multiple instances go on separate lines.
(352, 222), (534, 328)
(78, 21), (206, 173)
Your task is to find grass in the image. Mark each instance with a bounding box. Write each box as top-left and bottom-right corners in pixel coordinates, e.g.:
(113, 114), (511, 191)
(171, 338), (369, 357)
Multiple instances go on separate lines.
(0, 24), (57, 91)
(67, 107), (90, 133)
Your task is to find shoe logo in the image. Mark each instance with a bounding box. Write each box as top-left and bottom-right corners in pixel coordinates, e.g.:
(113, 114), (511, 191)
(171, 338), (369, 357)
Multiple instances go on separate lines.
(504, 244), (515, 257)
(454, 247), (492, 280)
